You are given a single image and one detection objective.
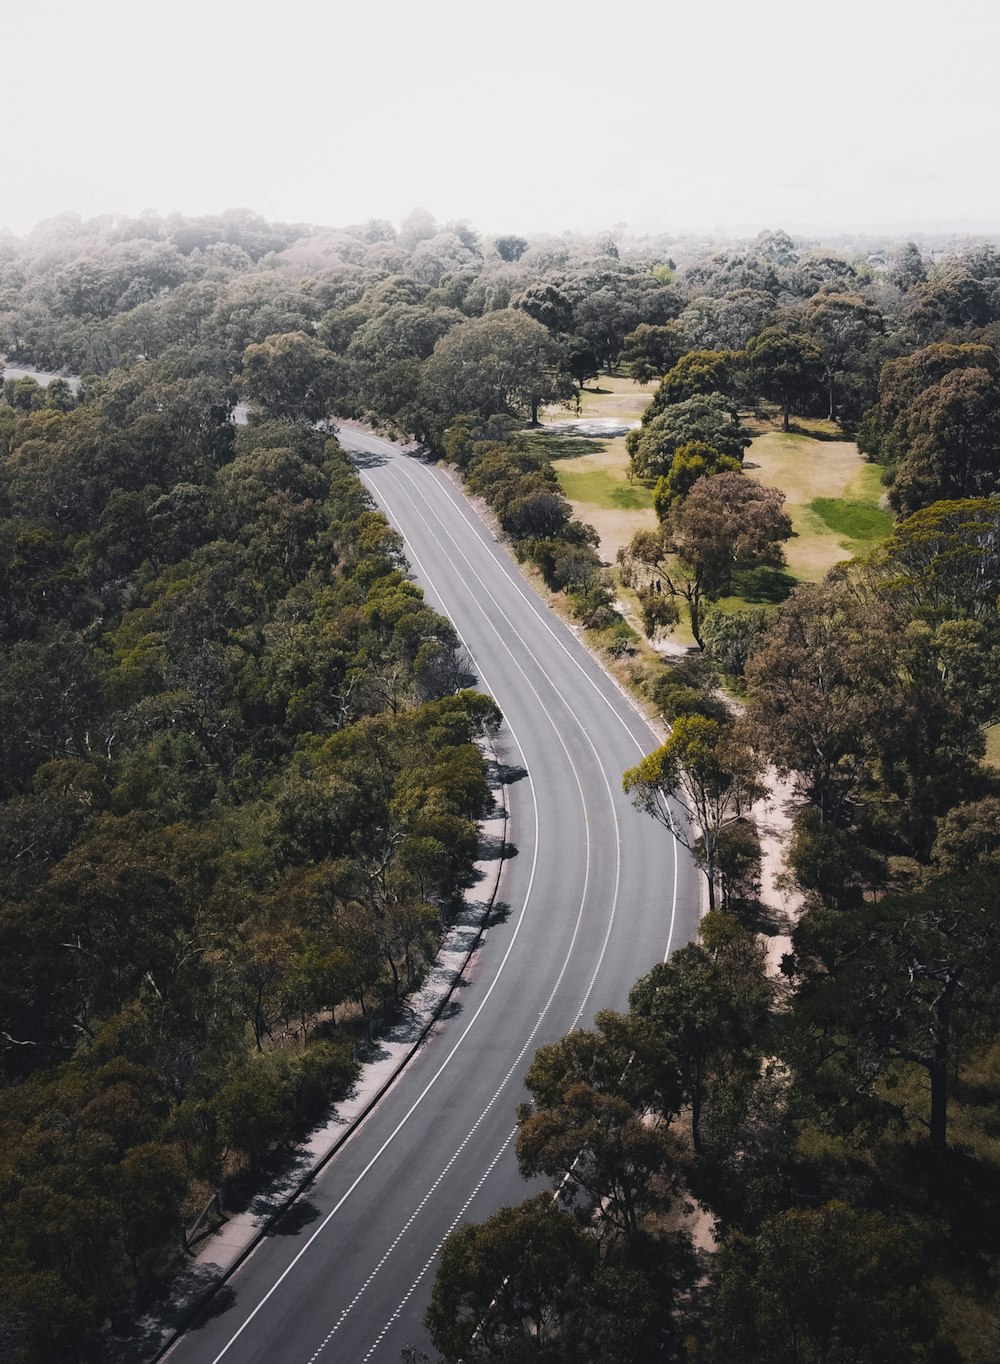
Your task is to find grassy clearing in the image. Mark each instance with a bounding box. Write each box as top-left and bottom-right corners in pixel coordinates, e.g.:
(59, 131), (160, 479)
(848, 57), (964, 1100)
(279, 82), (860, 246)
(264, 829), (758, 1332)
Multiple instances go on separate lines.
(745, 429), (889, 584)
(544, 373), (657, 423)
(532, 400), (659, 562)
(530, 385), (894, 639)
(809, 497), (894, 542)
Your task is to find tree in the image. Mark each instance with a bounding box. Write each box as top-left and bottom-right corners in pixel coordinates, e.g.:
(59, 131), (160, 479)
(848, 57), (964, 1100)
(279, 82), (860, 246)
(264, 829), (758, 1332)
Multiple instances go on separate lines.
(745, 580), (890, 823)
(238, 329), (339, 423)
(651, 440), (743, 513)
(513, 282), (574, 336)
(792, 870), (1000, 1152)
(624, 714), (765, 911)
(656, 349), (738, 405)
(495, 234), (528, 262)
(932, 797), (1000, 876)
(627, 393), (750, 479)
(619, 321), (685, 382)
(517, 1081), (677, 1240)
(804, 292), (883, 421)
(889, 364), (1000, 514)
(420, 311), (570, 428)
(885, 240), (926, 293)
(427, 1194), (594, 1363)
(628, 472), (791, 646)
(677, 290), (777, 351)
(629, 925), (772, 1153)
(744, 326), (823, 430)
(710, 1202), (947, 1364)
(906, 266), (990, 337)
(865, 497), (1000, 622)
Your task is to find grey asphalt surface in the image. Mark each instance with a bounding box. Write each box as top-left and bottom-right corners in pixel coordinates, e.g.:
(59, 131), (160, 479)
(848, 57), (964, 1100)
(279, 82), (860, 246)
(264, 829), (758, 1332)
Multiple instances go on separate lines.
(160, 427), (702, 1364)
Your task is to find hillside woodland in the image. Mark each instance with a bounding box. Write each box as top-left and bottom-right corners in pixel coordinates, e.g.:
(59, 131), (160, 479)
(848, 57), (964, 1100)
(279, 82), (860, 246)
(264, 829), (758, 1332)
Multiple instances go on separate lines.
(1, 209), (1000, 1360)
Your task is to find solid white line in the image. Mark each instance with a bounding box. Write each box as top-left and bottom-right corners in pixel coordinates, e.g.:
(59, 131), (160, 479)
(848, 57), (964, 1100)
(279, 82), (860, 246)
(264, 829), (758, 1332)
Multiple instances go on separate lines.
(204, 453), (606, 1363)
(331, 456), (634, 1358)
(387, 450), (682, 959)
(379, 459), (627, 1028)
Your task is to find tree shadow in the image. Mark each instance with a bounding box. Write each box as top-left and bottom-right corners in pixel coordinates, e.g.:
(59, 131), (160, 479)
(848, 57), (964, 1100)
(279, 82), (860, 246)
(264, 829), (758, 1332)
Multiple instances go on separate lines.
(535, 434), (609, 458)
(787, 422), (848, 442)
(187, 1285), (238, 1327)
(731, 565), (798, 603)
(495, 762), (529, 786)
(268, 1199), (322, 1237)
(485, 899), (513, 927)
(478, 832), (517, 861)
(347, 447), (390, 469)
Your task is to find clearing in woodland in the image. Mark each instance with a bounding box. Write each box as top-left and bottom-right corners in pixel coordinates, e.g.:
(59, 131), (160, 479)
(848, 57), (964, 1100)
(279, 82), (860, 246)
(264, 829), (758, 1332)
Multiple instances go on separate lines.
(539, 389), (891, 616)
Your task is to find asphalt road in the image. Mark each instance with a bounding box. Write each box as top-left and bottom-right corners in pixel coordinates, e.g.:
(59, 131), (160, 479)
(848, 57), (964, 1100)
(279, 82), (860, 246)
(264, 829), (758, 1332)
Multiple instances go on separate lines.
(164, 428), (703, 1363)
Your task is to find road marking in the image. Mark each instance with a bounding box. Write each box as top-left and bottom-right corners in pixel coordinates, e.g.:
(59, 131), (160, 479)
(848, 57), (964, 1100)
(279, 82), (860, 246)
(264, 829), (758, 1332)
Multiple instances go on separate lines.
(389, 450), (681, 959)
(202, 445), (607, 1363)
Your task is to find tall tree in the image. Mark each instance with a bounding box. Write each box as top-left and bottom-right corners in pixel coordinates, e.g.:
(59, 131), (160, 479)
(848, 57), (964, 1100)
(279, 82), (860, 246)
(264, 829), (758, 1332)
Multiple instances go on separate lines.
(744, 326), (823, 430)
(420, 311), (570, 429)
(627, 472), (791, 646)
(624, 714), (765, 912)
(238, 329), (339, 423)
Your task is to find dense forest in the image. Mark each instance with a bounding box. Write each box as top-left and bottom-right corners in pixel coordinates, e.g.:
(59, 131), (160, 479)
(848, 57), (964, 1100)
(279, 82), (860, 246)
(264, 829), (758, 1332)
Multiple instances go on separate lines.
(1, 206), (1000, 1361)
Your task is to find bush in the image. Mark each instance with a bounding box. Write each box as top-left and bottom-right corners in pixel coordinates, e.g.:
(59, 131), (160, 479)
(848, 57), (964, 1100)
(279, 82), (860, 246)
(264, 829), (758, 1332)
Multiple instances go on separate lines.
(604, 620), (639, 657)
(647, 655), (728, 724)
(786, 807), (885, 909)
(701, 606), (771, 677)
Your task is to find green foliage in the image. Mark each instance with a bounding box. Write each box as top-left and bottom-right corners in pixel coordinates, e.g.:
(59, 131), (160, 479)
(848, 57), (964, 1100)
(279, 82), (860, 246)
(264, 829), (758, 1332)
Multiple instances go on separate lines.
(0, 373), (493, 1350)
(699, 606), (770, 677)
(651, 440), (743, 516)
(710, 1202), (949, 1363)
(627, 392), (750, 480)
(859, 343), (1000, 514)
(744, 326), (824, 430)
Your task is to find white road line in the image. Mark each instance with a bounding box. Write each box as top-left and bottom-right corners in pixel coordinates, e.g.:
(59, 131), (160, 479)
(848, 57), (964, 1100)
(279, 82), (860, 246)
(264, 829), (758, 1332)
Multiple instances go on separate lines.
(335, 456), (638, 1359)
(203, 452), (605, 1363)
(384, 447), (682, 960)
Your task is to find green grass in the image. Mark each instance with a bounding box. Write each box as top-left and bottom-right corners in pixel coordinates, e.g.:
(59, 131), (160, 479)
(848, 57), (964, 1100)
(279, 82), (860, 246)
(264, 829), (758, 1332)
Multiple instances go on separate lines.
(809, 497), (894, 544)
(555, 467), (653, 510)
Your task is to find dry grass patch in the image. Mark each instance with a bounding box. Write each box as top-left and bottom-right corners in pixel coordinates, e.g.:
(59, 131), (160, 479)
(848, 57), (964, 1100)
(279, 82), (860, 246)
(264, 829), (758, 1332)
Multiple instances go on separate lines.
(542, 374), (658, 423)
(746, 428), (890, 583)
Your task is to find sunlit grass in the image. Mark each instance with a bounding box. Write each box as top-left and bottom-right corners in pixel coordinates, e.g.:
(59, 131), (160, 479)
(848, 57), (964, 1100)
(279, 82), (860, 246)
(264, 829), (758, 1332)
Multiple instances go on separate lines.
(555, 466), (653, 510)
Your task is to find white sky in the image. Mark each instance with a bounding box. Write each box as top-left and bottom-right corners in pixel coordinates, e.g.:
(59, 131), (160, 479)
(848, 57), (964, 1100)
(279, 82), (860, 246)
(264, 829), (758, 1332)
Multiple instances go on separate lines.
(4, 0), (999, 240)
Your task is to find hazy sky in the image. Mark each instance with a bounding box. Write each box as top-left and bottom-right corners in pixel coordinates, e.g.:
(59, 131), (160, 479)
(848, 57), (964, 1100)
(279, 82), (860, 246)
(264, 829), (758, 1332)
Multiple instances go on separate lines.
(5, 0), (999, 239)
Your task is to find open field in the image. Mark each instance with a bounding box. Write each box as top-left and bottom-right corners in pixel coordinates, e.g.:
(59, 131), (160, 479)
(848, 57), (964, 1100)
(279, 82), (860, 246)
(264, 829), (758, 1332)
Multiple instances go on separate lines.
(745, 427), (892, 582)
(539, 387), (891, 590)
(537, 378), (659, 562)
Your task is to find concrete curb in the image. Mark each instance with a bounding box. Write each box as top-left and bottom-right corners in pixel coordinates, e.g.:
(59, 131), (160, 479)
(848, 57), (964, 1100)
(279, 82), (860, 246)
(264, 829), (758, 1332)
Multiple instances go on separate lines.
(144, 732), (511, 1362)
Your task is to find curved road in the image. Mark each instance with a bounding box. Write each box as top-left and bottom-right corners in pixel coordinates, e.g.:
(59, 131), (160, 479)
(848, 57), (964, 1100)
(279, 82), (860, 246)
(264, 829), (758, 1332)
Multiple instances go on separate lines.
(163, 427), (701, 1362)
(0, 367), (702, 1359)
(171, 427), (702, 1361)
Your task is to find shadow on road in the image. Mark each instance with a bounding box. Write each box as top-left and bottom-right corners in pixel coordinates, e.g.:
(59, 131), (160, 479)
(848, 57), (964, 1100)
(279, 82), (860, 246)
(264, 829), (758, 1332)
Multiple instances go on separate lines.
(268, 1198), (323, 1237)
(346, 447), (390, 470)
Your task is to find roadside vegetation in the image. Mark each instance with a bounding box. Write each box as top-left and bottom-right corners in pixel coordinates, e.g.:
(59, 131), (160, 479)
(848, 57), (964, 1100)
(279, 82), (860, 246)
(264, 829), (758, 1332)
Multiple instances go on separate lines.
(2, 210), (1000, 1361)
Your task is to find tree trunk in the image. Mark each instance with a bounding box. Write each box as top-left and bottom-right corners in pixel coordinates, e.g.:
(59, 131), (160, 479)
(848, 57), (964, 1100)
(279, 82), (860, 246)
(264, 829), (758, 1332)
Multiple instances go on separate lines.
(782, 400), (791, 431)
(827, 371), (836, 423)
(704, 848), (717, 912)
(929, 1055), (948, 1152)
(929, 984), (957, 1152)
(691, 1088), (703, 1155)
(689, 585), (704, 648)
